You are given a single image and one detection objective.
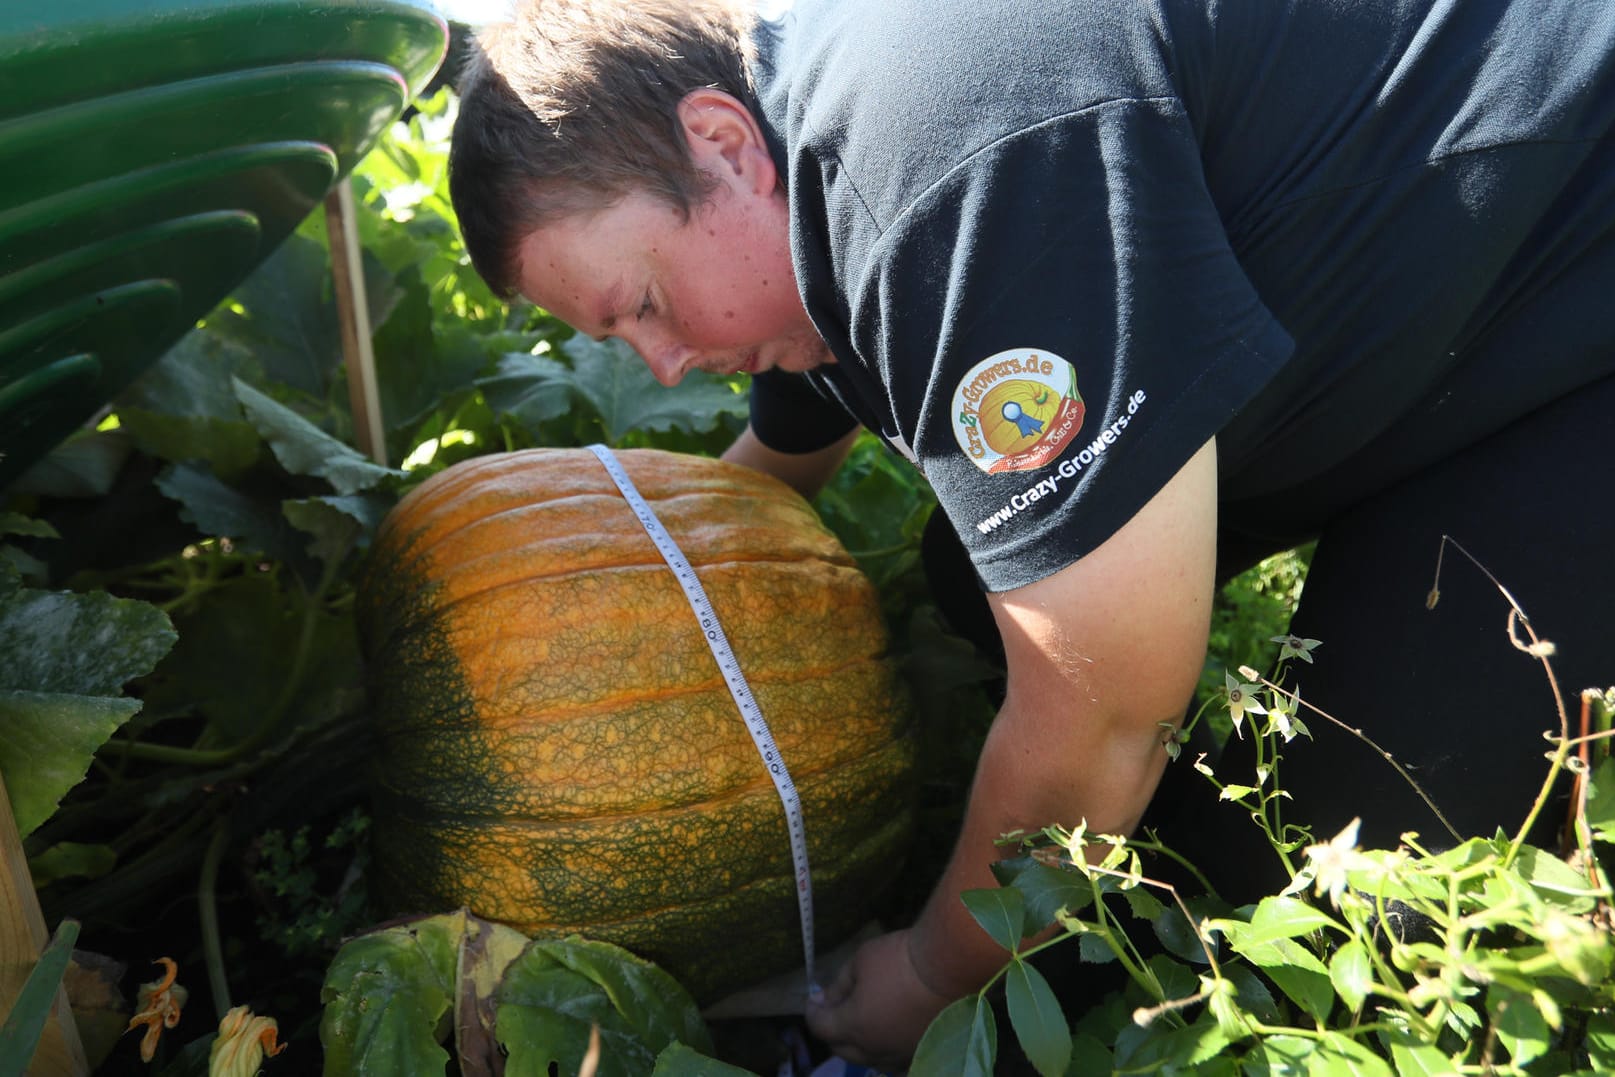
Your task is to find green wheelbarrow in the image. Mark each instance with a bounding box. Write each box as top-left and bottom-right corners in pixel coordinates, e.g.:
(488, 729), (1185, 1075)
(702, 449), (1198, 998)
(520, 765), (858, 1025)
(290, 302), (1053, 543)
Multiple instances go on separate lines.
(0, 0), (449, 490)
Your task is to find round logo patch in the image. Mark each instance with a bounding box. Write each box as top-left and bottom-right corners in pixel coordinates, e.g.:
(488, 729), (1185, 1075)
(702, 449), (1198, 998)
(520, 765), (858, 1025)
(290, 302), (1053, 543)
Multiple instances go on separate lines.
(951, 348), (1084, 474)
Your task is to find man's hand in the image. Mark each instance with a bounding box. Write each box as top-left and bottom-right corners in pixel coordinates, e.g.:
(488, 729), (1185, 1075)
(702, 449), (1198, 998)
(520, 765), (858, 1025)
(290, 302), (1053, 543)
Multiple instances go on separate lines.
(804, 928), (956, 1068)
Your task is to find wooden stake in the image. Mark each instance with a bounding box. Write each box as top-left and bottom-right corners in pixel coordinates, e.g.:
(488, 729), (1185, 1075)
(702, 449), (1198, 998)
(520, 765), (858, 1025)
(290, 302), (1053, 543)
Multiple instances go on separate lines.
(325, 178), (388, 466)
(0, 775), (87, 1075)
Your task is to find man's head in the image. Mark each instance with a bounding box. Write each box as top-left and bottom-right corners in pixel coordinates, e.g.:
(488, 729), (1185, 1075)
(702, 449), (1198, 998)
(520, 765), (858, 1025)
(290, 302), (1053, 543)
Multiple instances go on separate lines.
(449, 0), (758, 300)
(451, 0), (833, 385)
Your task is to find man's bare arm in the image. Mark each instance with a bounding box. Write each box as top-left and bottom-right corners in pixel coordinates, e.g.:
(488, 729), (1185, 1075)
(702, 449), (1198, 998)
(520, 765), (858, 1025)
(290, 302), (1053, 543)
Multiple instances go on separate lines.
(808, 438), (1219, 1065)
(721, 424), (859, 501)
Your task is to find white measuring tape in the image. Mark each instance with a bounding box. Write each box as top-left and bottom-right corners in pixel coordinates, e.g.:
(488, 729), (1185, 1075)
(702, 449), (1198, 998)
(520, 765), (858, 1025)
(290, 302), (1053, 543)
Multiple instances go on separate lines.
(586, 444), (819, 998)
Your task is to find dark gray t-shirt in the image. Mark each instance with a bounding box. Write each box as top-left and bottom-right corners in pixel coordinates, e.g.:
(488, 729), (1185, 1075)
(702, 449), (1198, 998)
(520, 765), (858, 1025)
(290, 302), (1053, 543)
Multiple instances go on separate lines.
(748, 0), (1615, 591)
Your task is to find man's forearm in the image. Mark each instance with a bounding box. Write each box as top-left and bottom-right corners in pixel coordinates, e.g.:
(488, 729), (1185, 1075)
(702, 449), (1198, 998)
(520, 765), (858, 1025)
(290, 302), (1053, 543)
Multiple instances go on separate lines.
(903, 690), (1174, 997)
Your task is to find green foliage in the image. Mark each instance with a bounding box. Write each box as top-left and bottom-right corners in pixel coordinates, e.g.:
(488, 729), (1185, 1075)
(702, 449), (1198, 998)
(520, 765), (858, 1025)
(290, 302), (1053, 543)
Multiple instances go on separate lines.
(319, 911), (733, 1076)
(0, 578), (174, 838)
(251, 809), (371, 961)
(907, 638), (1615, 1077)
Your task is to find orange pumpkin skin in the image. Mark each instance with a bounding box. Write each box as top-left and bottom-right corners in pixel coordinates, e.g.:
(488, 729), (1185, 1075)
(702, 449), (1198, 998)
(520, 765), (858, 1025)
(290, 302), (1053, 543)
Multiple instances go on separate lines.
(357, 448), (915, 1001)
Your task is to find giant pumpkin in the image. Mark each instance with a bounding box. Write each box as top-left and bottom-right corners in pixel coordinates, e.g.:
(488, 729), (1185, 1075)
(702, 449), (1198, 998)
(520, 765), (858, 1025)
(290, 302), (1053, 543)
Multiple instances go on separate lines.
(356, 447), (915, 1002)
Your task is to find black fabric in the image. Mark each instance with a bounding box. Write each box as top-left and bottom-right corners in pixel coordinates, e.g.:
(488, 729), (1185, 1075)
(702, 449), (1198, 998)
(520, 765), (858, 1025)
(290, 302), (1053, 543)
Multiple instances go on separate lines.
(748, 0), (1615, 591)
(746, 368), (857, 454)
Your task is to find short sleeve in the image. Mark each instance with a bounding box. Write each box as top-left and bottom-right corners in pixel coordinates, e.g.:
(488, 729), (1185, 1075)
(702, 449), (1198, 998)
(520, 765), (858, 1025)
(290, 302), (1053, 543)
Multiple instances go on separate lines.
(747, 368), (860, 454)
(850, 98), (1295, 592)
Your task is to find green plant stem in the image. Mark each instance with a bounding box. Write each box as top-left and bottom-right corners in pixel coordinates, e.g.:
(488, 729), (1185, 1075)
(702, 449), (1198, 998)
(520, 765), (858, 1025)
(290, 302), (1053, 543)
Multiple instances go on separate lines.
(199, 818), (232, 1021)
(1130, 834), (1219, 900)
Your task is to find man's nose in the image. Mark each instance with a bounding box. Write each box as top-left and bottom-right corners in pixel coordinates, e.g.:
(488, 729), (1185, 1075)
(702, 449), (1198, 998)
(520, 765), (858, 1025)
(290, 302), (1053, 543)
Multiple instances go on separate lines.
(626, 329), (691, 387)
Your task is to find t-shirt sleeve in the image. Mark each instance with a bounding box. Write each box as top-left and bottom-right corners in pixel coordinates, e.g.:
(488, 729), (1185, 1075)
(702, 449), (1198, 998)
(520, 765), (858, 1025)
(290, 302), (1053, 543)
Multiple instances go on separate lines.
(747, 367), (861, 453)
(849, 97), (1295, 592)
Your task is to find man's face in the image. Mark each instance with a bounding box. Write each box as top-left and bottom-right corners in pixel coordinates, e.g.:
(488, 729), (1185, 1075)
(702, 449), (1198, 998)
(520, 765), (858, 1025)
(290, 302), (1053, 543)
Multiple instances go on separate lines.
(514, 181), (834, 386)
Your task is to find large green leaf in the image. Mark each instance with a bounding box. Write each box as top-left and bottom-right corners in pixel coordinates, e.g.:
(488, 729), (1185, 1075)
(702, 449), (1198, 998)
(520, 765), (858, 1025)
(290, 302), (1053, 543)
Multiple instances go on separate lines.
(206, 234), (337, 397)
(283, 493), (393, 565)
(555, 335), (747, 442)
(497, 936), (710, 1077)
(477, 351), (576, 431)
(373, 271), (501, 435)
(156, 462), (309, 566)
(117, 330), (264, 476)
(319, 915), (461, 1076)
(0, 691), (140, 838)
(0, 586), (174, 696)
(233, 379), (403, 494)
(0, 585), (172, 837)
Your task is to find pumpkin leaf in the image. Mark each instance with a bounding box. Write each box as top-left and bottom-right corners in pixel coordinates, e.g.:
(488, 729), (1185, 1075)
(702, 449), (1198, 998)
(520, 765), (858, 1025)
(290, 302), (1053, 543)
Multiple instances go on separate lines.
(498, 936), (712, 1068)
(283, 492), (393, 565)
(503, 936), (713, 1059)
(318, 914), (463, 1076)
(552, 335), (747, 443)
(476, 351), (576, 431)
(650, 1042), (756, 1075)
(6, 429), (132, 499)
(910, 994), (997, 1077)
(117, 330), (264, 476)
(0, 585), (174, 697)
(156, 462), (310, 567)
(371, 270), (497, 436)
(206, 233), (342, 397)
(0, 693), (141, 839)
(0, 585), (173, 837)
(233, 378), (404, 494)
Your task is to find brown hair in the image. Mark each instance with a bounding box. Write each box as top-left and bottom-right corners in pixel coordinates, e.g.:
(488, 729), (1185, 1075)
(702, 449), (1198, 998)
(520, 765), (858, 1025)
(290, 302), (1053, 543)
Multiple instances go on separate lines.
(449, 0), (758, 298)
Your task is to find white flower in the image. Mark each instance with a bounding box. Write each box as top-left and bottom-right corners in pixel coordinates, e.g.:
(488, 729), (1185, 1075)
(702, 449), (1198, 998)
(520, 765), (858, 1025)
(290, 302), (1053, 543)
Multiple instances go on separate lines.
(1300, 818), (1370, 908)
(1224, 672), (1267, 739)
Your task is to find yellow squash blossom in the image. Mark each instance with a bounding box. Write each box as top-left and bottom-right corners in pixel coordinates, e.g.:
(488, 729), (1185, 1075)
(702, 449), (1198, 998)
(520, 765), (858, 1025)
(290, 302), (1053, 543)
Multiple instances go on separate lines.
(210, 1005), (287, 1077)
(127, 957), (187, 1063)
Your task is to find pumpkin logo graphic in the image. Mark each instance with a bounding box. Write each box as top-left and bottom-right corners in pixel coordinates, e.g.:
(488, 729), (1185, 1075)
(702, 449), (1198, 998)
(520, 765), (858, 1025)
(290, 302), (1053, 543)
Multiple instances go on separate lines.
(951, 348), (1084, 473)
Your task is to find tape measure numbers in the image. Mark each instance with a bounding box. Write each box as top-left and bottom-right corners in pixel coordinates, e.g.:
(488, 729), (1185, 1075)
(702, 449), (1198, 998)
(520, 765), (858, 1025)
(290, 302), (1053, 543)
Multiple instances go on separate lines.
(586, 444), (819, 996)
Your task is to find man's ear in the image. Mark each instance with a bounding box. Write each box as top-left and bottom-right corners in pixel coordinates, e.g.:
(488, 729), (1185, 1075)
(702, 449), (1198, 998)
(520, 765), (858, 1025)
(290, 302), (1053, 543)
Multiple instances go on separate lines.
(676, 88), (778, 195)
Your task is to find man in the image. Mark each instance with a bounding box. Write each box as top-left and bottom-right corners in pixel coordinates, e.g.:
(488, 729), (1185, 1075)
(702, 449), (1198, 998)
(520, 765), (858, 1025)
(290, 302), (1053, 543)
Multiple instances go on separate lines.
(448, 0), (1615, 1065)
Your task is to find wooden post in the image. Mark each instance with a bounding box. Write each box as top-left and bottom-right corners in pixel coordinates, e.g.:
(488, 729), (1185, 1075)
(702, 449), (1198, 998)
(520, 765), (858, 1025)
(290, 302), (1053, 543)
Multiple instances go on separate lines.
(325, 178), (388, 466)
(0, 775), (87, 1076)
